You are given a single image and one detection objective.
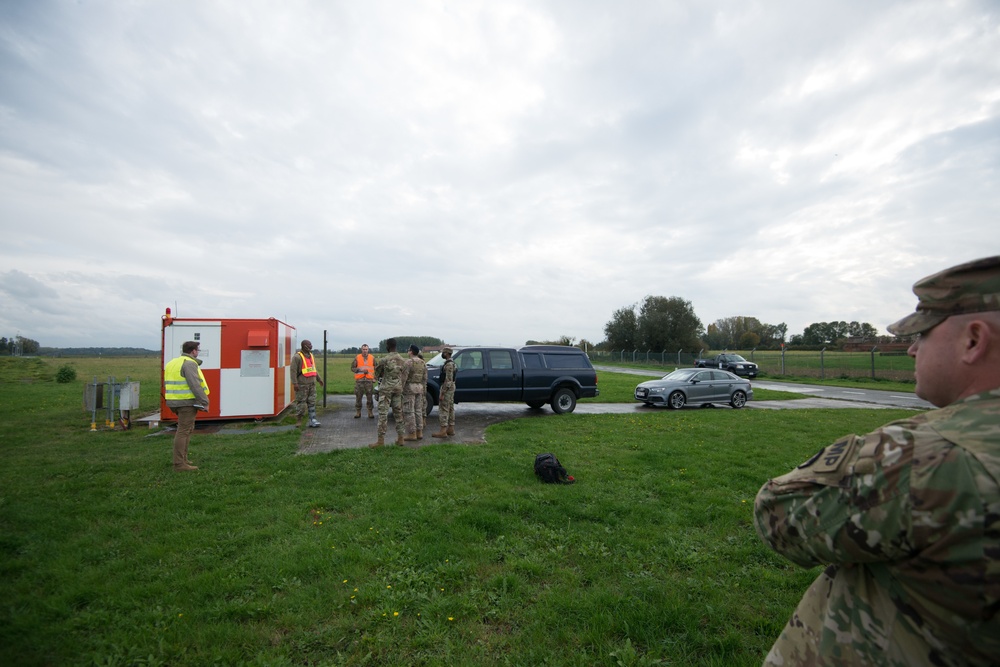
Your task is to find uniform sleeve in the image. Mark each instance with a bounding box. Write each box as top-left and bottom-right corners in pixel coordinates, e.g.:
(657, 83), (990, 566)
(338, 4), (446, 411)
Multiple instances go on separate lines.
(753, 427), (917, 568)
(291, 354), (301, 380)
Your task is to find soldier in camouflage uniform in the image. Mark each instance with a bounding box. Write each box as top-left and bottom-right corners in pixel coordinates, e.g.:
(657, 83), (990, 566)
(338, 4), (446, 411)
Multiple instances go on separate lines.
(431, 347), (457, 438)
(754, 256), (1000, 667)
(369, 338), (406, 448)
(402, 344), (427, 441)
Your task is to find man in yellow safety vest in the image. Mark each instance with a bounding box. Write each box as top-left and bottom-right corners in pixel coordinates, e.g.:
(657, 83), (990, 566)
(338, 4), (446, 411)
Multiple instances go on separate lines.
(163, 340), (210, 471)
(291, 339), (325, 427)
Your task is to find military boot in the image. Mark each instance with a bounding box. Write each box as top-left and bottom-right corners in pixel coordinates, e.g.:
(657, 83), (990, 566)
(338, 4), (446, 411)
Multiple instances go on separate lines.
(416, 430), (423, 440)
(368, 436), (385, 449)
(431, 428), (448, 438)
(446, 426), (455, 436)
(404, 432), (418, 442)
(368, 409), (374, 419)
(354, 409), (361, 418)
(395, 435), (405, 446)
(174, 462), (198, 471)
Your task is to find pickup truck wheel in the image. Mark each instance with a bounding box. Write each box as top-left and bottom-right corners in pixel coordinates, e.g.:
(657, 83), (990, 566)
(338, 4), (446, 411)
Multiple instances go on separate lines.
(730, 390), (747, 409)
(550, 388), (577, 414)
(425, 390), (435, 416)
(668, 391), (686, 409)
(526, 400), (545, 409)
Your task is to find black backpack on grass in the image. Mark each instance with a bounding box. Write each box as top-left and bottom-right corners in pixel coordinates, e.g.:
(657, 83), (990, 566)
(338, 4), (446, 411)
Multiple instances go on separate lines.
(534, 453), (574, 484)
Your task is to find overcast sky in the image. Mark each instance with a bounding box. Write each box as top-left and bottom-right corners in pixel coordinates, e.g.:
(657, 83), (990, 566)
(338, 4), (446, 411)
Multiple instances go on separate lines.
(1, 0), (997, 352)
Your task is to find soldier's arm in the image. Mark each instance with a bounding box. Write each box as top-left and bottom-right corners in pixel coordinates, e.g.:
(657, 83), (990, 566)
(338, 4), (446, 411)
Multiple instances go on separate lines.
(753, 427), (918, 568)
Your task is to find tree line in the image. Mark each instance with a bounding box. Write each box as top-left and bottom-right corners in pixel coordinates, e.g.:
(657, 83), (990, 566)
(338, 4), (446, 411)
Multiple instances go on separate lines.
(601, 295), (885, 353)
(0, 336), (40, 355)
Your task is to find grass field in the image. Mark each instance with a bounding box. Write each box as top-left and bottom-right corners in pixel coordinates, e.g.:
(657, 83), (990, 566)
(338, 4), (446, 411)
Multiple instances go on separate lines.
(1, 356), (918, 665)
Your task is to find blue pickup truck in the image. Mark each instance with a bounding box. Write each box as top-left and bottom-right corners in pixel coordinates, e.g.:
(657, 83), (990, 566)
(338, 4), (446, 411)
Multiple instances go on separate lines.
(423, 345), (599, 415)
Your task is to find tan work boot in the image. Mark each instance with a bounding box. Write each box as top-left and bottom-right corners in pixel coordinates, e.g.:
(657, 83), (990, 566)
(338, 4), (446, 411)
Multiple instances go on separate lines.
(431, 428), (448, 438)
(404, 432), (417, 441)
(368, 436), (385, 449)
(446, 426), (455, 436)
(174, 463), (198, 471)
(354, 409), (361, 418)
(368, 409), (374, 419)
(416, 430), (423, 440)
(395, 435), (405, 446)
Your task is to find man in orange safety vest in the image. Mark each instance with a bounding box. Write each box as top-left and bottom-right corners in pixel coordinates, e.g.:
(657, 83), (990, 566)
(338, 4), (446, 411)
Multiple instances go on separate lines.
(351, 343), (376, 418)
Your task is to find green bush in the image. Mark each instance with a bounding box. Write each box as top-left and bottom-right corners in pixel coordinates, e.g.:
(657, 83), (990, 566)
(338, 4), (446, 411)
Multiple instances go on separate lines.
(55, 364), (77, 383)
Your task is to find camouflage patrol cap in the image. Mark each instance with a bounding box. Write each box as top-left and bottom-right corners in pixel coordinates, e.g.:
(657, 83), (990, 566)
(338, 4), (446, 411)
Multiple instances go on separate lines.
(887, 256), (1000, 336)
(442, 346), (453, 355)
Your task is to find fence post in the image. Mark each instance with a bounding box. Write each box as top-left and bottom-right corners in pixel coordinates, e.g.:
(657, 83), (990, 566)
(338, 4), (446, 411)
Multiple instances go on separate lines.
(820, 347), (826, 380)
(781, 346), (786, 375)
(677, 348), (683, 365)
(870, 345), (878, 380)
(750, 347), (756, 361)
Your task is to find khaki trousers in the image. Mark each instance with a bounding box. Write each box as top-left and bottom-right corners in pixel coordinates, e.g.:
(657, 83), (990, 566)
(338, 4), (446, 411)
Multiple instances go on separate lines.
(173, 405), (197, 468)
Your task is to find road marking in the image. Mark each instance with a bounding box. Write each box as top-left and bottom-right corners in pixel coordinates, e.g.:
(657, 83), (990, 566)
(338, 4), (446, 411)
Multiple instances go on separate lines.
(841, 391), (866, 395)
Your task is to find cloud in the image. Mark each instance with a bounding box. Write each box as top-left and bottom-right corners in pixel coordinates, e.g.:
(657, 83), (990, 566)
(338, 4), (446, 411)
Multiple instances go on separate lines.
(0, 0), (997, 350)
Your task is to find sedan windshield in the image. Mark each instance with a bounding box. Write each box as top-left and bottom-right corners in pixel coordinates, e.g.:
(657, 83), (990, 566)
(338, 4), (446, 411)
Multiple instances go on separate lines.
(662, 369), (699, 381)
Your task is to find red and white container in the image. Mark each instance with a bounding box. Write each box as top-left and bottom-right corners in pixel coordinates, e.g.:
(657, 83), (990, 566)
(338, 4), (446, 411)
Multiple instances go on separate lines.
(159, 308), (296, 421)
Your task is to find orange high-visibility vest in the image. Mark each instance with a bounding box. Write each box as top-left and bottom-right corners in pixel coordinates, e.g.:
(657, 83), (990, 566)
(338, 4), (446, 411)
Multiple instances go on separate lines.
(298, 351), (318, 377)
(355, 353), (375, 380)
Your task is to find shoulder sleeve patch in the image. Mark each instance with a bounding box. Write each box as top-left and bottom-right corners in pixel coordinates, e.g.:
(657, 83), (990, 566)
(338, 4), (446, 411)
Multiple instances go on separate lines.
(798, 435), (861, 474)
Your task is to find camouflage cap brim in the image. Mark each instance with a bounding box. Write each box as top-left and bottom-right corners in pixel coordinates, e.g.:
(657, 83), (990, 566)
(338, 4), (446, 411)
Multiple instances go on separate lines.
(888, 256), (1000, 336)
(886, 310), (949, 336)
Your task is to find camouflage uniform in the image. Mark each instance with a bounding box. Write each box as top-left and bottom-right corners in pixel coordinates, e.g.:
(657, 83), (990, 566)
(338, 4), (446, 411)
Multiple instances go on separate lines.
(438, 357), (456, 429)
(754, 392), (1000, 666)
(375, 351), (406, 440)
(352, 351), (375, 415)
(755, 256), (1000, 667)
(402, 355), (427, 436)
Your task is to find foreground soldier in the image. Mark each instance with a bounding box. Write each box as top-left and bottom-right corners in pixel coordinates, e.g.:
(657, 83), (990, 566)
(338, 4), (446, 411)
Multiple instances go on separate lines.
(754, 256), (1000, 666)
(163, 340), (210, 471)
(370, 338), (406, 447)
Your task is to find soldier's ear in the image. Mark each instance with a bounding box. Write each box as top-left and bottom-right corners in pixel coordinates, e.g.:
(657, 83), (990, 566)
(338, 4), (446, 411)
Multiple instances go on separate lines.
(960, 319), (992, 364)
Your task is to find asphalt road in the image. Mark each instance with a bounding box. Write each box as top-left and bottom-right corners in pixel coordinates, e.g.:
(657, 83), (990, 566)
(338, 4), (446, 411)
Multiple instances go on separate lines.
(290, 370), (929, 454)
(595, 365), (933, 410)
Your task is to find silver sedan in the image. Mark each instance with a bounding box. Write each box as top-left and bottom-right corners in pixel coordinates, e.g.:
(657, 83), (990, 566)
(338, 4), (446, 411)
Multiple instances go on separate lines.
(634, 368), (753, 409)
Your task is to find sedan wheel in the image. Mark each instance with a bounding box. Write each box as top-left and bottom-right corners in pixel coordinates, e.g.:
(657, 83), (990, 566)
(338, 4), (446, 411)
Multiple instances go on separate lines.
(730, 390), (747, 409)
(668, 391), (686, 409)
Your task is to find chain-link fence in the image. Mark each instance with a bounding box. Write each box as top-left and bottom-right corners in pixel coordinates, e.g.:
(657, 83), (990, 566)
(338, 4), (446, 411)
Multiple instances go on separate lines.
(588, 348), (915, 382)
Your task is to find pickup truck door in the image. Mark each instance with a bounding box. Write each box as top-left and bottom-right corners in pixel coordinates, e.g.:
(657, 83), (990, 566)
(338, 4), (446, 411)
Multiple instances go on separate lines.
(452, 349), (489, 402)
(486, 349), (521, 401)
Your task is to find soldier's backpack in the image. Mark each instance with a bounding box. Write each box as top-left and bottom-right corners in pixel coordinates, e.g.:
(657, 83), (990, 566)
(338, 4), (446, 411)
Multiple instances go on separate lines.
(534, 453), (575, 484)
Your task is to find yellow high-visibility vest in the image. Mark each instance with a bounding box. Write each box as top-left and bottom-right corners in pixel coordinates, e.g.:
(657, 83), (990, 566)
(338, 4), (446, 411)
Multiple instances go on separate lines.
(164, 356), (210, 400)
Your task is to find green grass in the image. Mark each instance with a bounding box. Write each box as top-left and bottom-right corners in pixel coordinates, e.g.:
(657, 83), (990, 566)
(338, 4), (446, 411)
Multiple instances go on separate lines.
(0, 356), (918, 665)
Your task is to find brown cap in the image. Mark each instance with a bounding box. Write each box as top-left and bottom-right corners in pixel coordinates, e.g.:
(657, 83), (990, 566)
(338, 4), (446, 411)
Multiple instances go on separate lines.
(887, 256), (1000, 336)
